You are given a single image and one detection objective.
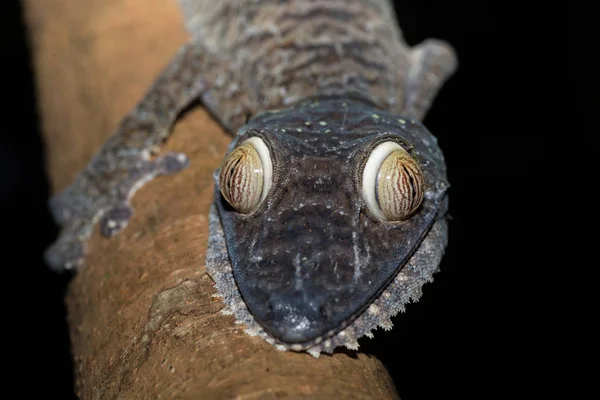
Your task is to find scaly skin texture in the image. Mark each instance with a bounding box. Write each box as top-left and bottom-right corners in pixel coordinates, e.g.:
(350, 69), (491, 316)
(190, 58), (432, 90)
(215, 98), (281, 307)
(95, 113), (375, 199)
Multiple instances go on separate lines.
(209, 98), (450, 356)
(45, 0), (457, 356)
(181, 0), (455, 129)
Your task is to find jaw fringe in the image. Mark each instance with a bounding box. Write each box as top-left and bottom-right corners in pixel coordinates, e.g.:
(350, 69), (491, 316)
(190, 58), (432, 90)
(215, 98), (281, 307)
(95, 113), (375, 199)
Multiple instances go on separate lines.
(206, 204), (447, 357)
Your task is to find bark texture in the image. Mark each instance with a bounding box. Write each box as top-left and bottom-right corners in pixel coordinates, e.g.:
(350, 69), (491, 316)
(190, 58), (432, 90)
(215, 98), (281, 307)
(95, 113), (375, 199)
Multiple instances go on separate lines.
(24, 0), (399, 398)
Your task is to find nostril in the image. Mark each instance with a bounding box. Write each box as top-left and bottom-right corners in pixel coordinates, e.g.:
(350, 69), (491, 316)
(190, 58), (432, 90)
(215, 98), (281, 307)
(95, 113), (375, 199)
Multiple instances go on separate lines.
(319, 304), (330, 318)
(266, 298), (276, 313)
(261, 290), (337, 343)
(267, 290), (331, 322)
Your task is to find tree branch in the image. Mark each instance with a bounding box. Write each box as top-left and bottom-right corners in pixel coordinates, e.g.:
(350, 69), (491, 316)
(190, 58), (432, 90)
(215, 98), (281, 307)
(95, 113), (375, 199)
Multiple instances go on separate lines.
(24, 0), (399, 398)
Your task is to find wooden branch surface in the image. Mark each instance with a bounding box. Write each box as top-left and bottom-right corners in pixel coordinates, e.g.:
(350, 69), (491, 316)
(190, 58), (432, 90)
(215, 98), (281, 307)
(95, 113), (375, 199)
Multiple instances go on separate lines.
(24, 0), (399, 398)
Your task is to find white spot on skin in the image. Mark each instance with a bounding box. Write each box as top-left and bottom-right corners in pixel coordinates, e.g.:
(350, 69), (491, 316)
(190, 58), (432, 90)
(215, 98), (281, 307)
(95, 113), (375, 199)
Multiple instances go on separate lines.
(369, 304), (380, 315)
(308, 348), (321, 358)
(325, 129), (331, 133)
(293, 253), (303, 290)
(296, 128), (302, 132)
(245, 327), (259, 337)
(397, 118), (406, 124)
(372, 113), (380, 119)
(227, 83), (240, 96)
(295, 316), (311, 331)
(305, 121), (311, 126)
(352, 231), (361, 279)
(319, 121), (327, 126)
(345, 340), (359, 351)
(340, 103), (349, 130)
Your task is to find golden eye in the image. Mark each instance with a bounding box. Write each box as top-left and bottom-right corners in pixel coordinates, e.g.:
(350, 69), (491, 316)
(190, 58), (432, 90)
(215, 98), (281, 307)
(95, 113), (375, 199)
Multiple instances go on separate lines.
(362, 141), (424, 221)
(219, 137), (273, 214)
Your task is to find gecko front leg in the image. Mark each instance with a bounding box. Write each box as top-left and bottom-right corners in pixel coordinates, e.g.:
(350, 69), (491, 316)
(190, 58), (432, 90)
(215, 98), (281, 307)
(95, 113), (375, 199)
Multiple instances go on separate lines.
(45, 42), (227, 271)
(403, 39), (458, 121)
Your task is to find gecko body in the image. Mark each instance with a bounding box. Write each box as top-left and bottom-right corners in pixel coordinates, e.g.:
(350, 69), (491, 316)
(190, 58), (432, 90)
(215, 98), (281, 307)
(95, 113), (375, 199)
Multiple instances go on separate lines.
(46, 0), (457, 356)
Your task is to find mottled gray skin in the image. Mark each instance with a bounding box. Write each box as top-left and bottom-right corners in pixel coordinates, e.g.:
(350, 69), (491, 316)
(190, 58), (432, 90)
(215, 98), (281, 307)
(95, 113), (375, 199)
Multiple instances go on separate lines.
(45, 0), (457, 355)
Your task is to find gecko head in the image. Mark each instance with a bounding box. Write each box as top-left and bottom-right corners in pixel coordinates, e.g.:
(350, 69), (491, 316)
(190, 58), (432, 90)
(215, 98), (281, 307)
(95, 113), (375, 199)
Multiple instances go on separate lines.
(214, 99), (448, 348)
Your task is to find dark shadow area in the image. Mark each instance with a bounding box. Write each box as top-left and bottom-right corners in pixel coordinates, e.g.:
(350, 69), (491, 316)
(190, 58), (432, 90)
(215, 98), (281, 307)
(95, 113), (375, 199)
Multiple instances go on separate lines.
(1, 2), (76, 398)
(3, 1), (563, 399)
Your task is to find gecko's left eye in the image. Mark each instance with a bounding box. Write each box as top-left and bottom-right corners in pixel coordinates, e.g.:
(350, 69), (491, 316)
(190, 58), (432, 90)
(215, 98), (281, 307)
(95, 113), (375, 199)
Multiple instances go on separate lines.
(219, 137), (273, 214)
(362, 141), (424, 221)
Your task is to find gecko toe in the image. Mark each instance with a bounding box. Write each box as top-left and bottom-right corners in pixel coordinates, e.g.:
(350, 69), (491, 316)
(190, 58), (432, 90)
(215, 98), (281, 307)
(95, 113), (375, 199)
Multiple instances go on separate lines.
(100, 204), (133, 237)
(154, 152), (190, 175)
(48, 193), (75, 225)
(44, 237), (85, 272)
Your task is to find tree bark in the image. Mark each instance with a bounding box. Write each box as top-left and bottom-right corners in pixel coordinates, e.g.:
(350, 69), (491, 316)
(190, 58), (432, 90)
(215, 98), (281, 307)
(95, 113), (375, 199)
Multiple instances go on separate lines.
(24, 0), (400, 398)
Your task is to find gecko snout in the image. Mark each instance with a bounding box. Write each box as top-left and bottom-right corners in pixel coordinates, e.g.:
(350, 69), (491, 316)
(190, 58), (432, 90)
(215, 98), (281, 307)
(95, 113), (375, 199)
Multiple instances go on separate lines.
(264, 287), (333, 344)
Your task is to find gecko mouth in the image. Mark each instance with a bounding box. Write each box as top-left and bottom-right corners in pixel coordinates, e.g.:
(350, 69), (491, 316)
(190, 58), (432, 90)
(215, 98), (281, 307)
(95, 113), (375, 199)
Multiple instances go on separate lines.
(263, 218), (447, 356)
(259, 243), (419, 350)
(207, 201), (448, 357)
(213, 179), (446, 354)
(265, 309), (356, 351)
(260, 286), (358, 347)
(231, 198), (442, 350)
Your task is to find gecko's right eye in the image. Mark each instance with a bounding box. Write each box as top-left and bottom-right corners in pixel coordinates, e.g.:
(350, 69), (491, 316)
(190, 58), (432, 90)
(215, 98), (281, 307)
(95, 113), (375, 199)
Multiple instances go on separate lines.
(362, 141), (424, 221)
(219, 137), (273, 214)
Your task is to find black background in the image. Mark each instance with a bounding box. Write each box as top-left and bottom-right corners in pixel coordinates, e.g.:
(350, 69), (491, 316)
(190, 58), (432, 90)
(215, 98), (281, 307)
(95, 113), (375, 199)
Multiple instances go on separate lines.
(2, 1), (564, 399)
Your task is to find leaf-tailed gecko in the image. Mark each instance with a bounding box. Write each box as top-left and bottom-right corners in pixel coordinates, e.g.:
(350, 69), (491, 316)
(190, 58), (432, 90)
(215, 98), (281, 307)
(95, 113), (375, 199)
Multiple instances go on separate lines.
(46, 0), (457, 357)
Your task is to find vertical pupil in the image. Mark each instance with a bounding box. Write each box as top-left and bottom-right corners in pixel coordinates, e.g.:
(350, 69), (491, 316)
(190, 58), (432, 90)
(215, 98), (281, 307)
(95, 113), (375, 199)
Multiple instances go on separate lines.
(403, 165), (416, 203)
(227, 157), (243, 190)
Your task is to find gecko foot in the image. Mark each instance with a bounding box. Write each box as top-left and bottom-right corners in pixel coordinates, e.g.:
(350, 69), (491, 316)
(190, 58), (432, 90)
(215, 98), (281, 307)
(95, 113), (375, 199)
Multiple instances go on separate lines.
(100, 204), (133, 237)
(45, 228), (86, 271)
(45, 151), (190, 272)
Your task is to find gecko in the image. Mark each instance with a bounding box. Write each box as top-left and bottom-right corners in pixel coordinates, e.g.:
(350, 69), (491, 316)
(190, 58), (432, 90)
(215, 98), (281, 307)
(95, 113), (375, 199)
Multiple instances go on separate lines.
(45, 0), (457, 357)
